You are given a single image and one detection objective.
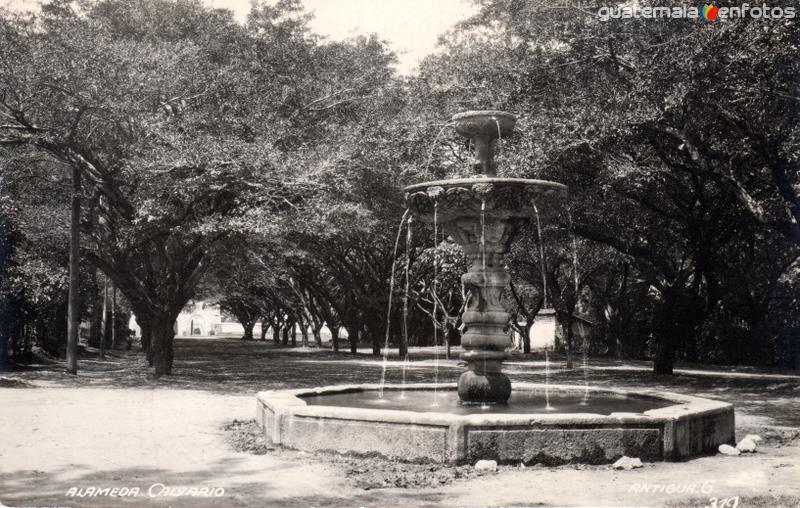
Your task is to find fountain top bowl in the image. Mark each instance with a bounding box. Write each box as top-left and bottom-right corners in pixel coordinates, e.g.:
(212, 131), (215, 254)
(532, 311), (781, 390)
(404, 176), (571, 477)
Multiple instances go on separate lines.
(452, 110), (516, 139)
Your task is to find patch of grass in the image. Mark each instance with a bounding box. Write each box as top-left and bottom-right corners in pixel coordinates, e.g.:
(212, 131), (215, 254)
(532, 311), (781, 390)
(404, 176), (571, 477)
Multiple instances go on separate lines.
(222, 419), (272, 455)
(759, 428), (800, 447)
(324, 454), (484, 490)
(0, 376), (35, 388)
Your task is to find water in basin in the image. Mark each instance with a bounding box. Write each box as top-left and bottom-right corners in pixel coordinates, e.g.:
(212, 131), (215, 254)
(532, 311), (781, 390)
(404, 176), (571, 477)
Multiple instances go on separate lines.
(300, 389), (673, 415)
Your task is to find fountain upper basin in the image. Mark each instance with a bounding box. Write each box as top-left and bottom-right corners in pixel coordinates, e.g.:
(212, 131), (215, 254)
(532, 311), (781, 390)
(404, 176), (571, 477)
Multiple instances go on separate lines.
(404, 176), (567, 224)
(403, 176), (569, 404)
(257, 383), (734, 465)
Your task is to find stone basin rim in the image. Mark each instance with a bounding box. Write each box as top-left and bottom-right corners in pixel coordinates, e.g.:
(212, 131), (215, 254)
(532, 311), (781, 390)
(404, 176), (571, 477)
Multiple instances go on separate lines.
(257, 382), (735, 464)
(257, 382), (732, 421)
(404, 177), (569, 194)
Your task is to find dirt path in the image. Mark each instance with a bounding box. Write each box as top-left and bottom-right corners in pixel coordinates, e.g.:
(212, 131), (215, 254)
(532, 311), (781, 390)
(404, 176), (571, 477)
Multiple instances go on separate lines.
(0, 388), (349, 507)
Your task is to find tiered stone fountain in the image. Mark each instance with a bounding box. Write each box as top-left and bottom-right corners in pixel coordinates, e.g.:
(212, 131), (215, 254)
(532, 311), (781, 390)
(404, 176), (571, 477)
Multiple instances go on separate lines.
(256, 111), (735, 465)
(404, 111), (566, 404)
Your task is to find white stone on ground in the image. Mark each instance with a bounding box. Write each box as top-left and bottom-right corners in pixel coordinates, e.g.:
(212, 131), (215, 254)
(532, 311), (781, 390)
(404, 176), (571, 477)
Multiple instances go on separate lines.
(743, 434), (762, 442)
(719, 444), (741, 455)
(474, 459), (498, 472)
(612, 456), (643, 470)
(736, 437), (758, 452)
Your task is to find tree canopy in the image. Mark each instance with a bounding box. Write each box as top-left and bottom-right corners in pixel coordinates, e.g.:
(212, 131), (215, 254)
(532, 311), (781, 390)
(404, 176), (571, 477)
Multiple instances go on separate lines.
(1, 0), (797, 375)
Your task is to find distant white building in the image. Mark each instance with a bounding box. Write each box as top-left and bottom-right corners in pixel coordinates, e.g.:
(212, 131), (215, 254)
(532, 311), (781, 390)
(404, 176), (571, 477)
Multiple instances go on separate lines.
(510, 311), (557, 351)
(128, 300), (260, 337)
(510, 311), (594, 351)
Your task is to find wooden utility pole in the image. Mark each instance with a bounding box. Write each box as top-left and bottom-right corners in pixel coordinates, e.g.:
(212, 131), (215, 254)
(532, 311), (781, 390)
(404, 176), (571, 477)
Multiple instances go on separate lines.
(66, 167), (81, 374)
(100, 273), (108, 359)
(111, 283), (117, 349)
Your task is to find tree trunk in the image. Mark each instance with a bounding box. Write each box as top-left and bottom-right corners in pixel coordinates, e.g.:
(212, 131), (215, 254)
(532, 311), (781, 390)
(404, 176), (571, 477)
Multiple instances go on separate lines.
(0, 337), (7, 371)
(88, 271), (101, 348)
(652, 319), (676, 375)
(299, 319), (309, 347)
(259, 320), (268, 341)
(110, 285), (120, 349)
(565, 322), (574, 369)
(272, 323), (281, 343)
(282, 320), (292, 346)
(22, 322), (32, 360)
(0, 315), (8, 370)
(241, 321), (255, 341)
(398, 316), (408, 358)
(366, 324), (380, 356)
(523, 320), (533, 354)
(445, 322), (461, 360)
(398, 333), (408, 357)
(291, 321), (297, 347)
(151, 315), (176, 377)
(347, 324), (359, 354)
(330, 326), (340, 352)
(312, 325), (322, 347)
(139, 320), (154, 367)
(399, 299), (409, 358)
(653, 337), (675, 375)
(652, 290), (679, 375)
(100, 274), (108, 359)
(66, 166), (81, 375)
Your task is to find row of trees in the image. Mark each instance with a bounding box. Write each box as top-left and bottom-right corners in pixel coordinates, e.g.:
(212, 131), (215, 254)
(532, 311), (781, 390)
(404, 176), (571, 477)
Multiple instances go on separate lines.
(1, 0), (798, 376)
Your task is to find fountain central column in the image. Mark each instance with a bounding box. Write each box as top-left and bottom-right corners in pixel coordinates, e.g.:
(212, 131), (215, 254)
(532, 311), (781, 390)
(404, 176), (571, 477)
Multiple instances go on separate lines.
(447, 213), (517, 403)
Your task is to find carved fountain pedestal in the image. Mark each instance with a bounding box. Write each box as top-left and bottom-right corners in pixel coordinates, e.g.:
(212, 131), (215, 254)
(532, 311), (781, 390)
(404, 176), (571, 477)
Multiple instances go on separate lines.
(405, 111), (567, 404)
(449, 214), (516, 403)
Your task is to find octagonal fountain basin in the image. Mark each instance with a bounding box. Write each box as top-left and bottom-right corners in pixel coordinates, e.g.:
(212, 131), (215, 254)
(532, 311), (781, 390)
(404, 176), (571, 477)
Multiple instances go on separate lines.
(256, 383), (734, 465)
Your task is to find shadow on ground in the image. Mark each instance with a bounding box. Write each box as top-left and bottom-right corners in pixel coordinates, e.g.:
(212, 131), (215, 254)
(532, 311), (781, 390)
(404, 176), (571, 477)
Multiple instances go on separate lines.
(0, 456), (449, 508)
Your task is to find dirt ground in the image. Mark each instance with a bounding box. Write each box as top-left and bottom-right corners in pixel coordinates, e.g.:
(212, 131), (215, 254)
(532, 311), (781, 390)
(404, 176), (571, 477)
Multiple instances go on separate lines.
(1, 337), (798, 508)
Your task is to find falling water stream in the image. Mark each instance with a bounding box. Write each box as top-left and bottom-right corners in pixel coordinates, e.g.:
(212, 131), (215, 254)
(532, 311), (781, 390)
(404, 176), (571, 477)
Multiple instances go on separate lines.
(423, 123), (455, 176)
(480, 199), (487, 275)
(400, 354), (409, 399)
(432, 201), (440, 406)
(478, 199), (489, 405)
(492, 116), (503, 160)
(531, 201), (548, 308)
(544, 346), (554, 411)
(533, 199), (555, 409)
(379, 210), (410, 399)
(567, 209), (590, 405)
(401, 216), (414, 398)
(581, 331), (589, 406)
